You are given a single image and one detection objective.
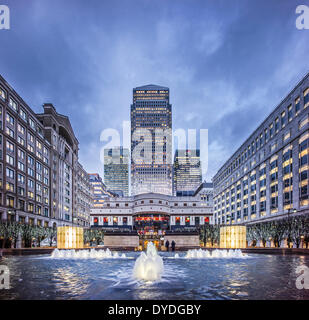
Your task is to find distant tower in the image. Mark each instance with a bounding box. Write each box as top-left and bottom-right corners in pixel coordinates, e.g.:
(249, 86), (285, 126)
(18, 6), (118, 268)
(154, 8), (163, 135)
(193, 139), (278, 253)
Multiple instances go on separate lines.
(173, 149), (202, 196)
(104, 147), (129, 197)
(131, 85), (172, 195)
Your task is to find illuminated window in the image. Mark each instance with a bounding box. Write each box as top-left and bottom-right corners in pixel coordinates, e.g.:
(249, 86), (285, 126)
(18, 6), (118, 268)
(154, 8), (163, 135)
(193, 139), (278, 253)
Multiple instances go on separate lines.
(185, 216), (190, 225)
(281, 111), (286, 128)
(295, 97), (301, 114)
(288, 105), (293, 121)
(299, 115), (309, 130)
(9, 98), (17, 111)
(304, 88), (309, 109)
(0, 87), (6, 100)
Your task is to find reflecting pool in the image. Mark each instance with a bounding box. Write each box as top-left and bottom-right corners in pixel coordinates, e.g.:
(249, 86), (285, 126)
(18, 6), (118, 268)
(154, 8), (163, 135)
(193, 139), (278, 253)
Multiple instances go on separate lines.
(1, 250), (309, 300)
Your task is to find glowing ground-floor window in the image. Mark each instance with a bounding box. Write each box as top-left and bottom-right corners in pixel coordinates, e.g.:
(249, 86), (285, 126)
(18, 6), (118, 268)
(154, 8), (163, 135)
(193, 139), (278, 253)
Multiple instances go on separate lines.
(134, 213), (169, 235)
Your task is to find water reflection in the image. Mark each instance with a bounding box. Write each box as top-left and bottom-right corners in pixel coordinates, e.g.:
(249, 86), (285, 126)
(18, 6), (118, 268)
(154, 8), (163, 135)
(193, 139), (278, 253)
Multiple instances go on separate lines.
(52, 267), (90, 298)
(0, 252), (309, 300)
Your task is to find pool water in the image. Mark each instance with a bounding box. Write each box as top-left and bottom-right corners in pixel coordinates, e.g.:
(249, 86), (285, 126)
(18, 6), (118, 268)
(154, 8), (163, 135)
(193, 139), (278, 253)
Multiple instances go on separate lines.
(1, 251), (309, 300)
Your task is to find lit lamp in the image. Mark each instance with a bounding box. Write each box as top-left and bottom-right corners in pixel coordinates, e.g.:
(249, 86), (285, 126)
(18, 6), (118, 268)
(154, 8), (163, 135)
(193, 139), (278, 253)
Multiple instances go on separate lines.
(57, 226), (84, 249)
(220, 226), (246, 249)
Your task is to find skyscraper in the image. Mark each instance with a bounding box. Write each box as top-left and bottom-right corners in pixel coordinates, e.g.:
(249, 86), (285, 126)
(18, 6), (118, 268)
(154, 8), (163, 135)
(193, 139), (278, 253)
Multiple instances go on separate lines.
(131, 85), (172, 195)
(104, 147), (129, 196)
(173, 149), (202, 196)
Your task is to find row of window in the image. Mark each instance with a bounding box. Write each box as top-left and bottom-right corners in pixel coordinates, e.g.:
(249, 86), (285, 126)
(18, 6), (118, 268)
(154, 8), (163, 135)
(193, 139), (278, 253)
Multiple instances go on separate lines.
(103, 200), (200, 207)
(214, 133), (309, 221)
(0, 87), (45, 137)
(93, 216), (129, 226)
(3, 194), (49, 216)
(5, 135), (49, 165)
(215, 87), (309, 186)
(3, 112), (49, 158)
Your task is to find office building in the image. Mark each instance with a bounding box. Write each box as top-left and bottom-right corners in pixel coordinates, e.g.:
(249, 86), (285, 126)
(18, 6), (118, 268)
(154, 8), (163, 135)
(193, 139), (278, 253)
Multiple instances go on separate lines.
(104, 146), (129, 197)
(131, 85), (172, 196)
(173, 149), (202, 196)
(213, 73), (309, 225)
(0, 74), (92, 231)
(75, 162), (93, 227)
(89, 173), (115, 208)
(0, 75), (51, 227)
(36, 104), (81, 227)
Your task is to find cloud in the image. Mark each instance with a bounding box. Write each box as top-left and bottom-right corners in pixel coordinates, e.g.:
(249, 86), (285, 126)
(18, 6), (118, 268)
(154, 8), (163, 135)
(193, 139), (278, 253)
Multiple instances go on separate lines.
(1, 0), (309, 187)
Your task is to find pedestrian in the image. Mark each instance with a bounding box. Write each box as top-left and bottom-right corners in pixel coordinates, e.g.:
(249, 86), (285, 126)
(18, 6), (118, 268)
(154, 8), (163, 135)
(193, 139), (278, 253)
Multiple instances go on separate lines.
(171, 240), (176, 252)
(165, 240), (170, 252)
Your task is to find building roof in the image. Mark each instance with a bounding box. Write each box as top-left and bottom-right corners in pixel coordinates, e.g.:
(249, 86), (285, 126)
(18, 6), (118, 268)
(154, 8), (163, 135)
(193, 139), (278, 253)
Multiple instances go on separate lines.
(36, 103), (79, 147)
(133, 84), (169, 91)
(193, 182), (213, 196)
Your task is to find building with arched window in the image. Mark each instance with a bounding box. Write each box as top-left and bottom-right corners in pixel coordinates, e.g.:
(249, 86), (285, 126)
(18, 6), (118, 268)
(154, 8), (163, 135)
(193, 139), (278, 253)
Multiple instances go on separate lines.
(90, 182), (213, 239)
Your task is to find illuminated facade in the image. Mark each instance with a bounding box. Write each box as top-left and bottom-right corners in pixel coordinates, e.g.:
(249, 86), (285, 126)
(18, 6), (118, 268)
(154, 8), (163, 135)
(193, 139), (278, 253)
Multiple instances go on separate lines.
(213, 73), (309, 225)
(75, 162), (93, 227)
(90, 192), (213, 236)
(0, 75), (51, 228)
(89, 173), (115, 208)
(57, 226), (84, 249)
(0, 75), (91, 230)
(220, 226), (246, 249)
(131, 84), (172, 196)
(104, 146), (129, 196)
(173, 149), (202, 196)
(37, 104), (80, 227)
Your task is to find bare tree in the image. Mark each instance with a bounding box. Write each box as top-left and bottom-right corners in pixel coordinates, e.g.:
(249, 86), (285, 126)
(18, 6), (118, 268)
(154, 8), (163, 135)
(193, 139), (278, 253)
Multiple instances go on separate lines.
(269, 220), (288, 248)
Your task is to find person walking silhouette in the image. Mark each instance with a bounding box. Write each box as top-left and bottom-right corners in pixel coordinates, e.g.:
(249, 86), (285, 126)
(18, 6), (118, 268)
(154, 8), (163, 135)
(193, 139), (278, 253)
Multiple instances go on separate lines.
(165, 240), (170, 252)
(171, 240), (176, 252)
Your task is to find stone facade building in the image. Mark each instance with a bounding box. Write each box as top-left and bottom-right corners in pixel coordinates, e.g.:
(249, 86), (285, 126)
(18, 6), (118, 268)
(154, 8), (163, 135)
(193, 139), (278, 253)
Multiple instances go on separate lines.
(90, 183), (213, 234)
(75, 162), (93, 227)
(213, 73), (309, 225)
(0, 75), (52, 227)
(36, 104), (80, 227)
(0, 75), (93, 230)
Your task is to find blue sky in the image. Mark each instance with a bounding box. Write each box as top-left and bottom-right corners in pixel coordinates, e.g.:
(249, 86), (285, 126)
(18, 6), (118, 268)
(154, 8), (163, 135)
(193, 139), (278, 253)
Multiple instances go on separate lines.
(0, 0), (309, 181)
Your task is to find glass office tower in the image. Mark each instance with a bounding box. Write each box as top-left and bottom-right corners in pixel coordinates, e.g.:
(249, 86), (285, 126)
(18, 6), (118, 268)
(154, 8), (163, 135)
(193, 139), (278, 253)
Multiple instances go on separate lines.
(131, 84), (172, 195)
(173, 149), (202, 196)
(104, 147), (129, 197)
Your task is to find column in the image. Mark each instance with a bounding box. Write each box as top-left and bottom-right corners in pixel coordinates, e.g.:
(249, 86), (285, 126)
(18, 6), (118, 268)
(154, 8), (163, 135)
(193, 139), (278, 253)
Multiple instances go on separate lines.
(277, 149), (284, 215)
(292, 138), (300, 210)
(265, 158), (271, 217)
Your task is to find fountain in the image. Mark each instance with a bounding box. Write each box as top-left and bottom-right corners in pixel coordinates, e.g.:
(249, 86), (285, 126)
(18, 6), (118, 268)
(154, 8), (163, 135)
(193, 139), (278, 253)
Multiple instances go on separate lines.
(184, 248), (247, 259)
(133, 242), (164, 281)
(50, 248), (127, 259)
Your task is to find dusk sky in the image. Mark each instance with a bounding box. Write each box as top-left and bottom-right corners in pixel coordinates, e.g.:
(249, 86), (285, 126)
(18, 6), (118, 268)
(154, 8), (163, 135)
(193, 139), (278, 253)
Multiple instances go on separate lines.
(0, 0), (309, 182)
